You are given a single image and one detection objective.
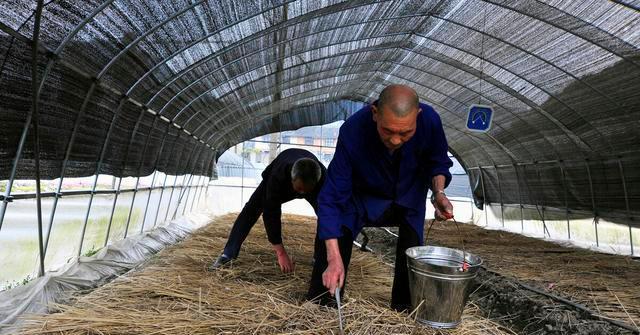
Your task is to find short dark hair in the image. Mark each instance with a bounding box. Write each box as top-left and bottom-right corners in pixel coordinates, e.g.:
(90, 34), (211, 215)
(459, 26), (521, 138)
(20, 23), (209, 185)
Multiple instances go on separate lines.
(291, 158), (322, 186)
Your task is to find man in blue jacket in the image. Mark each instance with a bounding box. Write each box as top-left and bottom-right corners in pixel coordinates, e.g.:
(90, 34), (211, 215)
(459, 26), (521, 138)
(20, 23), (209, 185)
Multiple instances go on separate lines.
(210, 148), (325, 273)
(306, 84), (454, 311)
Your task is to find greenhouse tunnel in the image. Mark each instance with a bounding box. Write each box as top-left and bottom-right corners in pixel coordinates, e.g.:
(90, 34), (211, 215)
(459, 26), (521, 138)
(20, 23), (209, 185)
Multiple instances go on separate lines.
(0, 0), (639, 334)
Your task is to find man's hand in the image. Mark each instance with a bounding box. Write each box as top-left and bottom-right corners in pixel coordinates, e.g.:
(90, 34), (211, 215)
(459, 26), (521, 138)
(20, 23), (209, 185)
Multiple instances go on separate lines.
(431, 175), (453, 221)
(322, 239), (344, 296)
(273, 244), (295, 273)
(434, 192), (454, 220)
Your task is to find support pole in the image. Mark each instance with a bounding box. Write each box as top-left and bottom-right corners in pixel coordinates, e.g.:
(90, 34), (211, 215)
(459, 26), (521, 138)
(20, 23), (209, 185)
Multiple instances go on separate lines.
(495, 165), (504, 227)
(559, 162), (571, 240)
(154, 129), (181, 227)
(0, 50), (55, 233)
(102, 107), (146, 249)
(122, 176), (141, 237)
(204, 176), (212, 211)
(513, 164), (524, 233)
(193, 152), (214, 213)
(618, 160), (633, 255)
(195, 175), (211, 212)
(174, 145), (204, 219)
(103, 177), (122, 247)
(153, 173), (169, 228)
(240, 142), (245, 208)
(478, 167), (488, 227)
(180, 174), (193, 216)
(0, 54), (57, 261)
(31, 0), (46, 277)
(193, 174), (205, 211)
(182, 148), (208, 215)
(74, 96), (123, 256)
(164, 173), (180, 223)
(170, 140), (201, 220)
(585, 160), (598, 247)
(175, 170), (192, 216)
(189, 175), (203, 213)
(139, 171), (157, 234)
(183, 174), (200, 215)
(140, 121), (172, 233)
(468, 177), (474, 223)
(45, 82), (97, 252)
(200, 153), (215, 213)
(124, 114), (158, 238)
(191, 178), (202, 212)
(534, 164), (550, 238)
(522, 164), (548, 238)
(176, 175), (190, 217)
(183, 148), (206, 215)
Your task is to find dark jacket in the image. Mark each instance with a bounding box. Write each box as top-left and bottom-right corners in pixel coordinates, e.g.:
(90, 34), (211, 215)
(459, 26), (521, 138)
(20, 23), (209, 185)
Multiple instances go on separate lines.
(261, 148), (326, 244)
(317, 102), (452, 243)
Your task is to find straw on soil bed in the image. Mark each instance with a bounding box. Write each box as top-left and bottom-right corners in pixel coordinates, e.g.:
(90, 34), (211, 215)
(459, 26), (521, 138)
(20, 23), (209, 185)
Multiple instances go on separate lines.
(426, 220), (640, 328)
(19, 214), (513, 335)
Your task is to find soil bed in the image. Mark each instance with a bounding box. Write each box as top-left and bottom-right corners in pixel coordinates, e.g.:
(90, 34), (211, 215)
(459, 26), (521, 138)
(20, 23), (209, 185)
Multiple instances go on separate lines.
(359, 221), (640, 335)
(18, 214), (511, 335)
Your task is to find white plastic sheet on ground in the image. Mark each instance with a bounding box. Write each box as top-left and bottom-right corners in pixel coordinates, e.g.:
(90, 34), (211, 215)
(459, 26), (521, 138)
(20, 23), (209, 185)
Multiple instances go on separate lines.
(0, 213), (212, 334)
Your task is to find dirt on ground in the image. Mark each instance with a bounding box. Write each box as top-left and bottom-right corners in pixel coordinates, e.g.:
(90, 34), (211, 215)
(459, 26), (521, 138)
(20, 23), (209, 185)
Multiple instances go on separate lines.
(359, 221), (640, 335)
(18, 214), (512, 335)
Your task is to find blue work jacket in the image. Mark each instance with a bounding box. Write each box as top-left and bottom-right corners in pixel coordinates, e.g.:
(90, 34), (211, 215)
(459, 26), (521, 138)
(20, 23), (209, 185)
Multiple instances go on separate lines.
(317, 102), (452, 243)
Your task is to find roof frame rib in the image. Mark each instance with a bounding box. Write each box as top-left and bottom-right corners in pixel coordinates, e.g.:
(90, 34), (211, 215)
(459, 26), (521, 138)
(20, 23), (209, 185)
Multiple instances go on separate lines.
(139, 0), (397, 104)
(409, 42), (601, 154)
(481, 0), (640, 68)
(210, 85), (501, 168)
(171, 40), (409, 126)
(197, 58), (537, 161)
(124, 13), (612, 158)
(157, 34), (564, 160)
(6, 0), (637, 175)
(200, 66), (521, 164)
(48, 1), (615, 163)
(184, 46), (570, 160)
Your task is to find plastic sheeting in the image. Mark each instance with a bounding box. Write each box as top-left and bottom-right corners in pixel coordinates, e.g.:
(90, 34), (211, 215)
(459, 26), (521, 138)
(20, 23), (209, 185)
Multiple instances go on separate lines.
(0, 1), (639, 221)
(0, 213), (212, 334)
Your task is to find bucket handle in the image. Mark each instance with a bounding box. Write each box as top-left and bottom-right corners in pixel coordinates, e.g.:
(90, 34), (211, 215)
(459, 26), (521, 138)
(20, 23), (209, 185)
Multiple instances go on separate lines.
(425, 217), (469, 272)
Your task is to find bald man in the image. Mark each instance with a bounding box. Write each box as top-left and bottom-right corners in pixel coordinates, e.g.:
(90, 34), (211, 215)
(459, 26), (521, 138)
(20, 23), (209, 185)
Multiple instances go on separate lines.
(306, 84), (454, 311)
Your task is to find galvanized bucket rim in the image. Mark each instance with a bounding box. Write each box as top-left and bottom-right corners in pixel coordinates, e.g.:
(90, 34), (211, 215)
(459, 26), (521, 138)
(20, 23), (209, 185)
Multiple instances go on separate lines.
(405, 245), (483, 269)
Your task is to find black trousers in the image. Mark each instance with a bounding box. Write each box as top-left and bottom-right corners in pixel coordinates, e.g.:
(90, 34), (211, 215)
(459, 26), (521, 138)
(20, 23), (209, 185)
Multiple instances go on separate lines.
(307, 205), (420, 310)
(222, 182), (266, 259)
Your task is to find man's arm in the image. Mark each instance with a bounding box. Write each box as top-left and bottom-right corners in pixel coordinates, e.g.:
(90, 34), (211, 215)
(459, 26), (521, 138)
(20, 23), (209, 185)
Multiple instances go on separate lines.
(317, 137), (353, 294)
(317, 138), (353, 240)
(263, 176), (294, 273)
(427, 111), (454, 220)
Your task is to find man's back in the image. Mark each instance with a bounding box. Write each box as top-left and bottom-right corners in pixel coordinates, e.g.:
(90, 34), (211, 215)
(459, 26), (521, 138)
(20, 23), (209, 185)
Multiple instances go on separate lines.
(261, 148), (325, 204)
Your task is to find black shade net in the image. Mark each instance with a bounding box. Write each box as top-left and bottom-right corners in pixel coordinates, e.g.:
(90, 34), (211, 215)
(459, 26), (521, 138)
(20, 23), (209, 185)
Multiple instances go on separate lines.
(0, 0), (638, 222)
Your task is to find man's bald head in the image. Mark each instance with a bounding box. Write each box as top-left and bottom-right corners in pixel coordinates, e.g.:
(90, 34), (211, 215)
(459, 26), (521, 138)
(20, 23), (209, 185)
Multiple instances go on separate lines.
(371, 84), (421, 151)
(377, 84), (419, 117)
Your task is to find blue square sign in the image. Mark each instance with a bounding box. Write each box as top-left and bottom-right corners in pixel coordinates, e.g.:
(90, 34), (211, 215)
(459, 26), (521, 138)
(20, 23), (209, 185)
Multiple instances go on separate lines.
(466, 104), (493, 132)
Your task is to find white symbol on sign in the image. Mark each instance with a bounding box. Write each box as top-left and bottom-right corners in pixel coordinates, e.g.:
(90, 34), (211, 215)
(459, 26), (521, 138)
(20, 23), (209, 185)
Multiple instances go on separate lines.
(472, 111), (487, 125)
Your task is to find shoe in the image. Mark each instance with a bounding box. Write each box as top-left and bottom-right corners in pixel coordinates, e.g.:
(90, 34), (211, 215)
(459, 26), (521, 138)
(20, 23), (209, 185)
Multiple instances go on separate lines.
(305, 291), (339, 309)
(208, 254), (232, 271)
(391, 303), (412, 313)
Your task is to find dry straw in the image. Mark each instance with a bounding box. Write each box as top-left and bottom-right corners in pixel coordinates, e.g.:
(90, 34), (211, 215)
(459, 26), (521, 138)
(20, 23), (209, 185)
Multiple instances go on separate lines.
(426, 221), (640, 327)
(19, 214), (513, 335)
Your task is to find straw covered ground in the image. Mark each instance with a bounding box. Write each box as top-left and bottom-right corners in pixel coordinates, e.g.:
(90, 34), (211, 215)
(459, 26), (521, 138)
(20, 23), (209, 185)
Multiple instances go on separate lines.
(19, 214), (513, 335)
(425, 221), (640, 330)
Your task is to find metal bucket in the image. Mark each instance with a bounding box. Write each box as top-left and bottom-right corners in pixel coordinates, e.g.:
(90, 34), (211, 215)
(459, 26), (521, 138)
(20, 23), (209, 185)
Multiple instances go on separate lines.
(405, 246), (482, 328)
